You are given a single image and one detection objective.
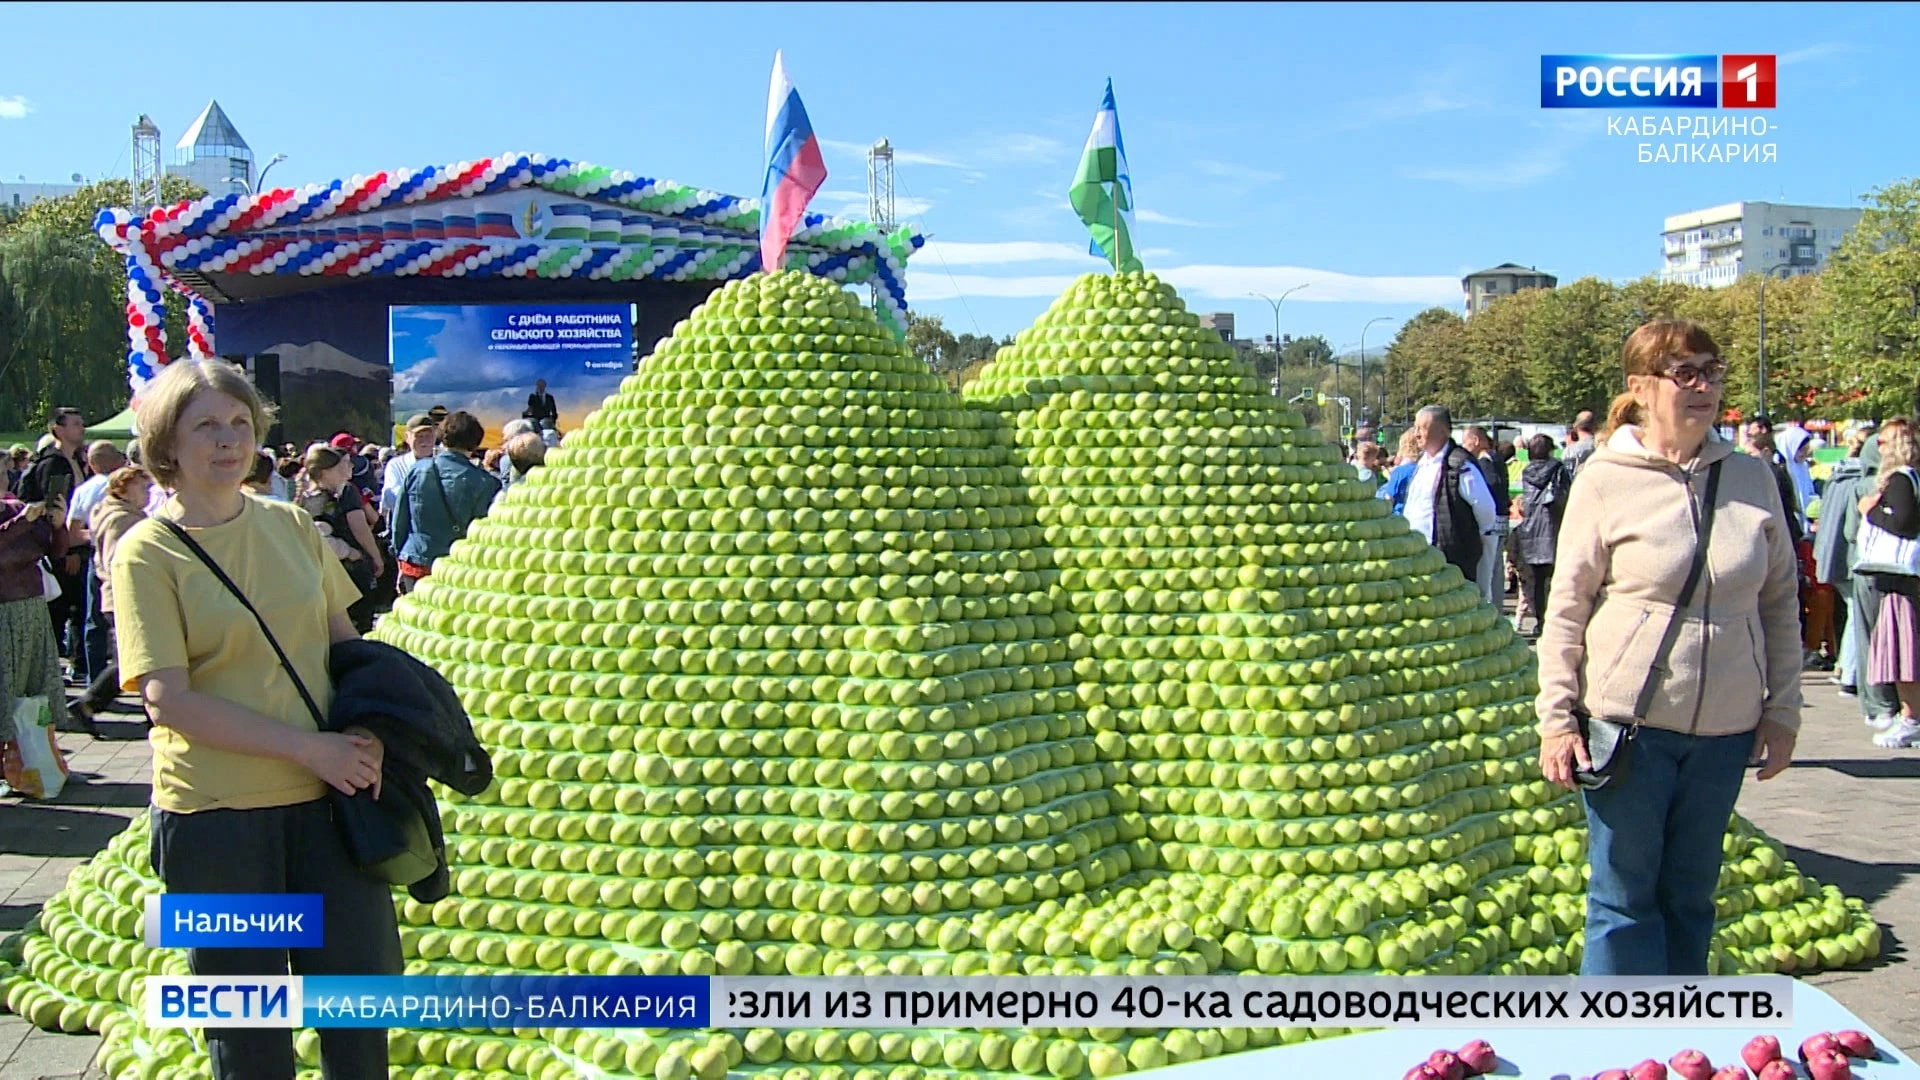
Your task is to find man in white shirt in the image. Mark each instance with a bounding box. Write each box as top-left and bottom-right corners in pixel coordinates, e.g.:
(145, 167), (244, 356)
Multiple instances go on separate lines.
(381, 414), (439, 520)
(1401, 405), (1498, 590)
(64, 441), (124, 535)
(65, 440), (126, 686)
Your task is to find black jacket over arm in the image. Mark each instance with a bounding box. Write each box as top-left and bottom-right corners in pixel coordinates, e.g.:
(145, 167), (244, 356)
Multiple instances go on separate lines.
(327, 638), (492, 902)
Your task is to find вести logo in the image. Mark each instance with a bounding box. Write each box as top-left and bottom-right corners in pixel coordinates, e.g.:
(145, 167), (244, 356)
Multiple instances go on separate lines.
(1540, 55), (1776, 109)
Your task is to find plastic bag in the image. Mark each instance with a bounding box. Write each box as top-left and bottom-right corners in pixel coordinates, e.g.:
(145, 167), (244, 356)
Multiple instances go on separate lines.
(4, 696), (69, 799)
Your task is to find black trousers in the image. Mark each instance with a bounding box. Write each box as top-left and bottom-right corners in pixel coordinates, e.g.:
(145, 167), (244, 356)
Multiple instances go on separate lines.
(151, 799), (401, 1080)
(78, 613), (119, 715)
(47, 562), (85, 663)
(1519, 562), (1554, 621)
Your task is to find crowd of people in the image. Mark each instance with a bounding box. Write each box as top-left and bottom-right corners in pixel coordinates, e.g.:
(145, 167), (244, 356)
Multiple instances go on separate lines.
(1325, 319), (1920, 975)
(3, 332), (1918, 1001)
(0, 380), (555, 799)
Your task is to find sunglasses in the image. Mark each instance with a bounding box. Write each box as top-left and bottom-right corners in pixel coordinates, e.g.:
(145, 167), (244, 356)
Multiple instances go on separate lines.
(1656, 360), (1727, 390)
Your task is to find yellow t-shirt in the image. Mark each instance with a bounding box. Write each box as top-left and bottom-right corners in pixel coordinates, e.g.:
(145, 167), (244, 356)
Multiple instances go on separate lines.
(114, 495), (359, 812)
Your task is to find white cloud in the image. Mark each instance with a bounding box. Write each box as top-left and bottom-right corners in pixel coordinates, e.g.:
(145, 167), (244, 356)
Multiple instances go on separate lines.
(917, 240), (1095, 266)
(1338, 80), (1482, 129)
(817, 138), (970, 171)
(910, 263), (1459, 306)
(1780, 42), (1860, 65)
(1164, 265), (1460, 305)
(1194, 160), (1285, 186)
(0, 96), (30, 120)
(1399, 145), (1568, 189)
(813, 189), (933, 219)
(1136, 208), (1211, 228)
(976, 133), (1070, 164)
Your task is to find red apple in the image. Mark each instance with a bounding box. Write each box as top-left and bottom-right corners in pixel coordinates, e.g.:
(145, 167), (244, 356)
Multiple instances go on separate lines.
(1426, 1050), (1466, 1080)
(1801, 1034), (1840, 1063)
(1806, 1049), (1853, 1080)
(1597, 1070), (1631, 1080)
(1670, 1050), (1716, 1080)
(1710, 1068), (1751, 1080)
(1833, 1031), (1875, 1059)
(1742, 1036), (1783, 1073)
(1404, 1065), (1443, 1080)
(1755, 1062), (1795, 1080)
(1455, 1040), (1497, 1077)
(1629, 1060), (1668, 1080)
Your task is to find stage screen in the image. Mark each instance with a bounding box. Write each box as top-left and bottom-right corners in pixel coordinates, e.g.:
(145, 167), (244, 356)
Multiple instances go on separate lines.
(388, 302), (634, 445)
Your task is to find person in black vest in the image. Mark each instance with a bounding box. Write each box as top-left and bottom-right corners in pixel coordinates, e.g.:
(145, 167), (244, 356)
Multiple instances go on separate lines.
(1402, 404), (1499, 587)
(523, 379), (559, 430)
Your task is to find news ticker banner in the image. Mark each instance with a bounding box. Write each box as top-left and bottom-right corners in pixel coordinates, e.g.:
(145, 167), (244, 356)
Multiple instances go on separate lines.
(147, 975), (1793, 1031)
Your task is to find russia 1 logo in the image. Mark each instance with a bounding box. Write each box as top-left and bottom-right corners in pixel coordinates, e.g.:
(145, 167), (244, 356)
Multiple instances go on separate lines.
(1721, 54), (1776, 108)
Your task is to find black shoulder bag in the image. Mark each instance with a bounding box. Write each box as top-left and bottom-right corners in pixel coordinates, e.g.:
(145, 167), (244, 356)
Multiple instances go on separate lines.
(158, 520), (436, 884)
(1573, 459), (1723, 791)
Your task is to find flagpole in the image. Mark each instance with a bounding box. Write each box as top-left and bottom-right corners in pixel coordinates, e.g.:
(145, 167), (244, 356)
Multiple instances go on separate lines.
(1115, 79), (1121, 274)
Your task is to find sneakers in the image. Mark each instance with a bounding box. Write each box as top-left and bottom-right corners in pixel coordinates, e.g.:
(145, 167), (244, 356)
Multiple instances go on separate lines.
(1873, 720), (1920, 748)
(1867, 713), (1900, 730)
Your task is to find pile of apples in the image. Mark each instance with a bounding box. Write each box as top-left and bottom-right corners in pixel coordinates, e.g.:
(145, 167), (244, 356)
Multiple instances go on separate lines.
(0, 271), (1883, 1080)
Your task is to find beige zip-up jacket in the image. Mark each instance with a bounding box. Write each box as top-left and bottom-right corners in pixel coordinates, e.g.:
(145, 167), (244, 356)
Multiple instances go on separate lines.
(1535, 426), (1803, 738)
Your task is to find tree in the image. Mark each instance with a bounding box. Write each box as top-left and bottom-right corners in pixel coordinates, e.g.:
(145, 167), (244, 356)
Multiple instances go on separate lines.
(1280, 334), (1333, 371)
(905, 313), (963, 377)
(0, 226), (125, 430)
(0, 176), (205, 426)
(1463, 289), (1543, 419)
(1523, 277), (1629, 422)
(1825, 179), (1920, 419)
(1381, 308), (1469, 421)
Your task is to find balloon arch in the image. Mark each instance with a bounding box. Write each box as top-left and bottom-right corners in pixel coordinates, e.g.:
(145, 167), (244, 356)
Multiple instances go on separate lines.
(92, 152), (923, 400)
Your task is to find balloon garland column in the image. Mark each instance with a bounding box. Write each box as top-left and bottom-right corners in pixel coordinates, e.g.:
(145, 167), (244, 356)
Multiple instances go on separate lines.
(184, 294), (215, 361)
(123, 247), (168, 400)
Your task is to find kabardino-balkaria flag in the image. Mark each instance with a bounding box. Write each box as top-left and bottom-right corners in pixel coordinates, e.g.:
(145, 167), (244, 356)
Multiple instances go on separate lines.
(1069, 78), (1143, 273)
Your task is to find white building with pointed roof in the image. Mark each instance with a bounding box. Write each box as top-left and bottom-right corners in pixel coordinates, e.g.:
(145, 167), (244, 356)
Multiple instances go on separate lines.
(165, 100), (254, 195)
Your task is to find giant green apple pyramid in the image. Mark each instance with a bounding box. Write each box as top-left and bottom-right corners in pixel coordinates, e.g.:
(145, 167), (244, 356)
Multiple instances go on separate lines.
(0, 270), (1879, 1080)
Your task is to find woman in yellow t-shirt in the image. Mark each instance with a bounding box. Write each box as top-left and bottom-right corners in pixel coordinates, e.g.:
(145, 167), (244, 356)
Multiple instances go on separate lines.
(114, 358), (400, 1080)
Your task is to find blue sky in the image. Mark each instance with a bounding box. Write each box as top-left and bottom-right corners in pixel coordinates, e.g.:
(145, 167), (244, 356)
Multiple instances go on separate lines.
(2, 3), (1911, 349)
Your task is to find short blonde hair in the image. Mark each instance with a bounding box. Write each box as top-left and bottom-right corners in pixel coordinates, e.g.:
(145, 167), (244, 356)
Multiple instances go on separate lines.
(135, 359), (274, 490)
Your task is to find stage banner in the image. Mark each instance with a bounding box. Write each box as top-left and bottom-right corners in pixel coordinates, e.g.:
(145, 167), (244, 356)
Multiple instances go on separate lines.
(389, 302), (633, 446)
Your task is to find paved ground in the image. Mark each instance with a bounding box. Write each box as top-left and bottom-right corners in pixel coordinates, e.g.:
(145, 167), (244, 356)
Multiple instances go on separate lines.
(2, 670), (1916, 1078)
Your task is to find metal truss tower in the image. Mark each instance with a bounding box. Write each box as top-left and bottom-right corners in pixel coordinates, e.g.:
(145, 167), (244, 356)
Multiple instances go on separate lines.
(132, 115), (163, 216)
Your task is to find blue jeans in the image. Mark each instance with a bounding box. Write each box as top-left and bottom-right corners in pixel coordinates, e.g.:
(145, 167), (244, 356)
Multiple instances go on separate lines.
(1581, 726), (1756, 976)
(82, 552), (112, 684)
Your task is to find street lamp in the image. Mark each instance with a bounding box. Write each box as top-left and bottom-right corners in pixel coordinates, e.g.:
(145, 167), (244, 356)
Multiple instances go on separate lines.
(1756, 261), (1792, 420)
(229, 152), (288, 196)
(1359, 316), (1393, 432)
(1250, 285), (1308, 384)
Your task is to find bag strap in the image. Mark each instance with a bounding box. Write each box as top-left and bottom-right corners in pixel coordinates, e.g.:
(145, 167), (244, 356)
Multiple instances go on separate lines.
(1630, 460), (1724, 720)
(157, 520), (328, 729)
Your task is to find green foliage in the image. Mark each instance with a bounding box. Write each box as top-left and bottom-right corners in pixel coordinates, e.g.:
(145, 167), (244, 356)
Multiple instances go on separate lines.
(1825, 179), (1920, 419)
(908, 313), (1009, 390)
(1279, 333), (1334, 371)
(0, 177), (204, 428)
(1377, 264), (1848, 425)
(1382, 308), (1469, 420)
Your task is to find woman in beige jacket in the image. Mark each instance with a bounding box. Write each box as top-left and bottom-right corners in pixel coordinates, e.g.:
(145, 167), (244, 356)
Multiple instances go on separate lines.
(1536, 319), (1801, 977)
(75, 465), (152, 727)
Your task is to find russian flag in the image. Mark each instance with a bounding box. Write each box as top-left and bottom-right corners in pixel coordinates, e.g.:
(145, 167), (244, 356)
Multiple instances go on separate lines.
(760, 50), (827, 275)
